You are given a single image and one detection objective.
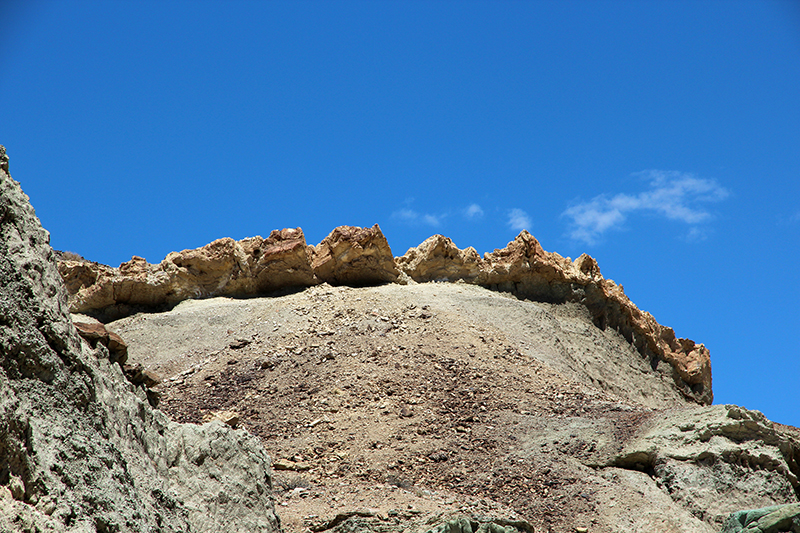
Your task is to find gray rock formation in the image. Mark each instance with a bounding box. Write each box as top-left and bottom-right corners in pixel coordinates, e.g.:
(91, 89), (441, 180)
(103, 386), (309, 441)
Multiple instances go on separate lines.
(0, 147), (280, 532)
(602, 405), (800, 528)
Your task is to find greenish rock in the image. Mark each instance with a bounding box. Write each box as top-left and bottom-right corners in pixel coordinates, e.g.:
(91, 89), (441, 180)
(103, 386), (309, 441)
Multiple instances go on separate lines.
(318, 515), (535, 533)
(720, 503), (800, 533)
(421, 517), (534, 533)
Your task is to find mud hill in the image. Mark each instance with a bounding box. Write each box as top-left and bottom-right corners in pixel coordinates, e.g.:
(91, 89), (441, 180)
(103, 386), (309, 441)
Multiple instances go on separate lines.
(2, 144), (799, 533)
(96, 283), (799, 533)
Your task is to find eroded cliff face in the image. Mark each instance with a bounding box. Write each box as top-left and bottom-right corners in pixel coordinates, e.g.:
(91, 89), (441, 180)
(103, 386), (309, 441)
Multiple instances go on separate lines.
(400, 233), (712, 405)
(0, 147), (280, 533)
(59, 228), (710, 405)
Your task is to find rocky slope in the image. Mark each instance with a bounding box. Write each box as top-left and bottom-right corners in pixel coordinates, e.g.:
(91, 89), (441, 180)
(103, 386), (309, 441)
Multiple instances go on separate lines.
(101, 282), (799, 533)
(59, 227), (711, 405)
(53, 190), (798, 531)
(0, 146), (280, 533)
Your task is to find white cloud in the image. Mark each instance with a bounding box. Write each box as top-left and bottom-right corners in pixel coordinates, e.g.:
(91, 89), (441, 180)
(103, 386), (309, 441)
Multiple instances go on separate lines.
(563, 170), (729, 245)
(392, 208), (442, 227)
(508, 208), (532, 232)
(422, 214), (442, 226)
(464, 203), (484, 219)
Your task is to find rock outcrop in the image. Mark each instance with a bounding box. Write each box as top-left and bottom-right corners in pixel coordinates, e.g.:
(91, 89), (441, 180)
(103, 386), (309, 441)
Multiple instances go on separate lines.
(721, 503), (800, 533)
(604, 405), (800, 528)
(311, 224), (399, 285)
(395, 234), (483, 283)
(57, 227), (708, 405)
(397, 232), (712, 404)
(59, 228), (317, 321)
(0, 149), (280, 532)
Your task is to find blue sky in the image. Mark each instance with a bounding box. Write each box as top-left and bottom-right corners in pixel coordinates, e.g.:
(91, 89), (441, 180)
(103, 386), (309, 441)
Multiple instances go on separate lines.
(2, 1), (798, 427)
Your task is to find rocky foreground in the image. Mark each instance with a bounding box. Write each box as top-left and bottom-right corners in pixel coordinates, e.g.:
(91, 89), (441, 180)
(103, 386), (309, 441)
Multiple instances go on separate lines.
(2, 144), (799, 533)
(1, 148), (279, 532)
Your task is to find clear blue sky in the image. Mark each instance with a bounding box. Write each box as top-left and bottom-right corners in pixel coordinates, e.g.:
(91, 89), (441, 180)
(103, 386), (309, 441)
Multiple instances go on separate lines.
(2, 1), (798, 427)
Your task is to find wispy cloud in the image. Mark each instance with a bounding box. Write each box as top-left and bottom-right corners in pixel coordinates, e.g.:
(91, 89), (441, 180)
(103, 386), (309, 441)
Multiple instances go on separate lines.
(684, 226), (711, 243)
(508, 208), (532, 232)
(464, 203), (484, 219)
(392, 208), (443, 227)
(563, 170), (729, 244)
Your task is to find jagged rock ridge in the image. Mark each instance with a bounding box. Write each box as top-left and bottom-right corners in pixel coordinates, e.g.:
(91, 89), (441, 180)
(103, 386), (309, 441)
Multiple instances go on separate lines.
(59, 227), (710, 404)
(0, 146), (280, 532)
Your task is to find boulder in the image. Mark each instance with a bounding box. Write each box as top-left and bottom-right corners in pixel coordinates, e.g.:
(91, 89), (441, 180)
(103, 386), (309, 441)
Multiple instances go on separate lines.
(0, 150), (280, 533)
(241, 227), (317, 291)
(312, 224), (399, 285)
(73, 320), (128, 364)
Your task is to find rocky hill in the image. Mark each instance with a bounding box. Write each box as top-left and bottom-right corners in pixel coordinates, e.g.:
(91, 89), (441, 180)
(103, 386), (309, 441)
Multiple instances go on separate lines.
(58, 223), (711, 406)
(2, 144), (799, 533)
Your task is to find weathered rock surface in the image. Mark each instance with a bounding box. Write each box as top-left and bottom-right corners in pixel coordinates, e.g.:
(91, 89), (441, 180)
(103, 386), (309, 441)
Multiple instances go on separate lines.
(395, 234), (483, 283)
(0, 151), (280, 532)
(721, 503), (800, 533)
(73, 321), (129, 364)
(58, 224), (404, 322)
(59, 227), (317, 321)
(311, 224), (399, 285)
(604, 405), (800, 528)
(397, 231), (712, 405)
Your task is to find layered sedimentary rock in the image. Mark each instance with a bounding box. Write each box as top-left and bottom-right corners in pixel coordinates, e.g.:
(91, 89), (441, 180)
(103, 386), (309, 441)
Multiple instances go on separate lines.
(398, 231), (712, 405)
(59, 228), (709, 404)
(311, 224), (399, 285)
(59, 228), (316, 321)
(395, 234), (482, 282)
(0, 151), (280, 532)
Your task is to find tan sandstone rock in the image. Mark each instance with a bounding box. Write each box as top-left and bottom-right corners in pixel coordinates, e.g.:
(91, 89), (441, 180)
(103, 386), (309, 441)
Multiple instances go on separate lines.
(312, 224), (399, 285)
(396, 231), (712, 404)
(482, 231), (711, 405)
(396, 234), (483, 282)
(161, 227), (316, 298)
(58, 228), (318, 321)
